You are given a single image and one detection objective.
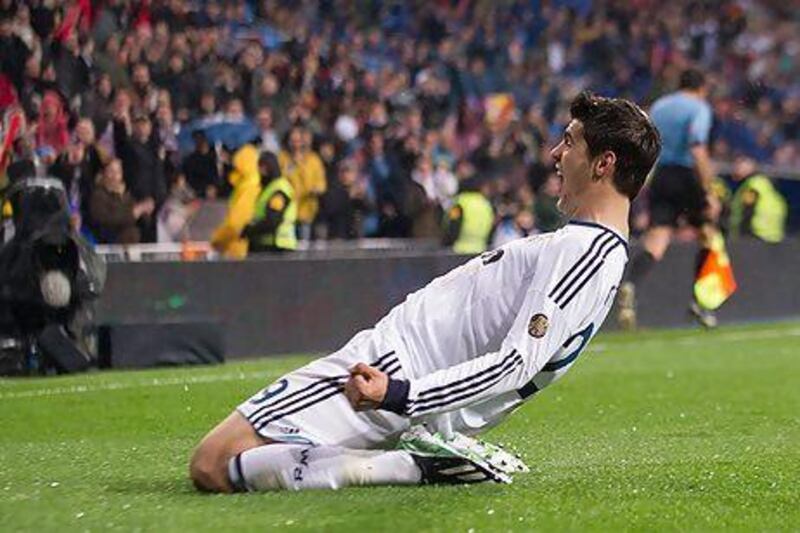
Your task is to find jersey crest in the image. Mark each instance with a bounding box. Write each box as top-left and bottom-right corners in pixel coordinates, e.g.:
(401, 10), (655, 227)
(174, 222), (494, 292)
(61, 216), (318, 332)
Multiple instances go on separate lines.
(527, 313), (549, 338)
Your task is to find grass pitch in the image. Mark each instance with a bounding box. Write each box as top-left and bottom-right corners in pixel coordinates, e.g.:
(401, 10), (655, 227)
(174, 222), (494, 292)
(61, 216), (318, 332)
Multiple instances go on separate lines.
(1, 321), (799, 532)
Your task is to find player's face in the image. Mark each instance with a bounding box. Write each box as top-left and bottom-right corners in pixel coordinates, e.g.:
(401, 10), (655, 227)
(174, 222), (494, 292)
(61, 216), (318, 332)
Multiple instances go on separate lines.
(550, 119), (592, 214)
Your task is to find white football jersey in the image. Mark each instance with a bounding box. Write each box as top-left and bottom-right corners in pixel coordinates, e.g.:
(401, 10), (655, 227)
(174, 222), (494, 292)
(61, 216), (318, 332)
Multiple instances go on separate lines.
(373, 220), (628, 433)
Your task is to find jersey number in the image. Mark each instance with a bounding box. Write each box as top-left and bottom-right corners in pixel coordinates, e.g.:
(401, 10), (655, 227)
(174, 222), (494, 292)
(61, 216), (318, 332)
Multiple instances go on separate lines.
(542, 323), (595, 372)
(518, 323), (595, 399)
(481, 249), (504, 265)
(249, 378), (289, 405)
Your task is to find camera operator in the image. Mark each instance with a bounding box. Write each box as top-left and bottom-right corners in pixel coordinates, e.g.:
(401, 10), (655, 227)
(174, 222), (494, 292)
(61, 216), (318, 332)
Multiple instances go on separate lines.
(0, 177), (105, 375)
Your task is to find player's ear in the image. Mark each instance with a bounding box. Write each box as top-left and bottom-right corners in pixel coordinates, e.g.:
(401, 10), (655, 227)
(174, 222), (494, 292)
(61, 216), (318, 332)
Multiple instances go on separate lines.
(593, 151), (616, 181)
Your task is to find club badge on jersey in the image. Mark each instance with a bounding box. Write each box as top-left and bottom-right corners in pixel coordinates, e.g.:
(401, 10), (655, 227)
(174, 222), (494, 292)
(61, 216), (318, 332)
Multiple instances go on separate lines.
(527, 314), (549, 338)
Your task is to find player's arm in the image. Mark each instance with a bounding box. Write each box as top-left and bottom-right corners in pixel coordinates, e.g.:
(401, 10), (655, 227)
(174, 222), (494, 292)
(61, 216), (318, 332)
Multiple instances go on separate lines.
(346, 287), (574, 416)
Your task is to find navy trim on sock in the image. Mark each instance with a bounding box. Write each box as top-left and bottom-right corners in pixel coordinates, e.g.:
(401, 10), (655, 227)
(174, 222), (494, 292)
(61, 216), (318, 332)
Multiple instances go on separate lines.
(229, 453), (249, 493)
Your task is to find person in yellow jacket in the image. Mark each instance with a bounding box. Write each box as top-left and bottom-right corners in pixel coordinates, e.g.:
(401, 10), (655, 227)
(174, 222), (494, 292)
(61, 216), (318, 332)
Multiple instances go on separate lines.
(729, 156), (787, 243)
(242, 152), (297, 253)
(442, 177), (494, 254)
(210, 143), (261, 259)
(278, 126), (326, 239)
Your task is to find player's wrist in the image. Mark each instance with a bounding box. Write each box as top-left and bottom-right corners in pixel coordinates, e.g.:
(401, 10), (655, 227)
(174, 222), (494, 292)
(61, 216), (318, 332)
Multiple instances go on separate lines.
(379, 378), (410, 414)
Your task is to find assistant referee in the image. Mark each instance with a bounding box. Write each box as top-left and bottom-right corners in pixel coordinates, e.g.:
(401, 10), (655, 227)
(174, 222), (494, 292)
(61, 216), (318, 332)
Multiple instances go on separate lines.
(619, 68), (718, 328)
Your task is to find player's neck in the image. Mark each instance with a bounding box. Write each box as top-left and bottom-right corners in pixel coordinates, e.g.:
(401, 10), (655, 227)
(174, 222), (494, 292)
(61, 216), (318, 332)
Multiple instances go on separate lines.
(568, 187), (630, 240)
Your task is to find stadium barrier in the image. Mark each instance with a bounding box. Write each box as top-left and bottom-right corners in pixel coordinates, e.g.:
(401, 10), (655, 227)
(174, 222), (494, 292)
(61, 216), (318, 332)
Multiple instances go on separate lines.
(96, 238), (800, 361)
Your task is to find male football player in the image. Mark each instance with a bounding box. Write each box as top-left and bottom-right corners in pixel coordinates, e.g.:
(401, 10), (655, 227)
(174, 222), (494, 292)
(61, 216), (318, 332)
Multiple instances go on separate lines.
(189, 92), (661, 492)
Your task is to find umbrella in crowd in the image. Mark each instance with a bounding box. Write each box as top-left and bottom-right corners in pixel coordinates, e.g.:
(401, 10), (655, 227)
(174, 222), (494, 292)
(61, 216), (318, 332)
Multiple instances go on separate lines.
(177, 117), (260, 154)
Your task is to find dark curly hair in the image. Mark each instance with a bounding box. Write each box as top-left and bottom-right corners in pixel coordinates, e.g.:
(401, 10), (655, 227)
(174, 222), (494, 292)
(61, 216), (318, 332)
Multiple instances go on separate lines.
(569, 92), (662, 200)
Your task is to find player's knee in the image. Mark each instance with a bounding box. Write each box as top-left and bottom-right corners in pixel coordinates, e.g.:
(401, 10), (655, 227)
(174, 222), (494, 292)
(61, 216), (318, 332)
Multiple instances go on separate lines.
(189, 411), (264, 493)
(189, 443), (231, 493)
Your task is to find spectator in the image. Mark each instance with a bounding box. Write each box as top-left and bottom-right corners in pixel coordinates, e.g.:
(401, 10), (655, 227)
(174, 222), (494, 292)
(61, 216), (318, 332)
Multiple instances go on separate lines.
(250, 73), (286, 118)
(52, 31), (90, 100)
(0, 10), (30, 90)
(442, 176), (494, 254)
(210, 144), (261, 259)
(729, 155), (788, 243)
(320, 159), (374, 240)
(90, 159), (154, 245)
(112, 111), (167, 242)
(159, 53), (193, 115)
(49, 117), (104, 232)
(154, 101), (180, 177)
(255, 106), (280, 155)
(197, 91), (217, 120)
(405, 155), (446, 239)
(6, 135), (36, 181)
(492, 202), (537, 249)
(35, 90), (69, 154)
(182, 130), (221, 199)
(130, 62), (158, 115)
(157, 173), (200, 243)
(410, 154), (455, 213)
(93, 36), (129, 89)
(364, 130), (404, 236)
(242, 151), (297, 253)
(224, 98), (245, 121)
(1, 0), (798, 249)
(74, 117), (105, 175)
(80, 73), (114, 137)
(278, 126), (326, 240)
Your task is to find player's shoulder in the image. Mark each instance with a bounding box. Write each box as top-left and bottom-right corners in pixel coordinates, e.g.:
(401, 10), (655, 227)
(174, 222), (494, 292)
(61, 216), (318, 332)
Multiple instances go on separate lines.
(538, 221), (628, 308)
(559, 219), (627, 249)
(504, 221), (625, 256)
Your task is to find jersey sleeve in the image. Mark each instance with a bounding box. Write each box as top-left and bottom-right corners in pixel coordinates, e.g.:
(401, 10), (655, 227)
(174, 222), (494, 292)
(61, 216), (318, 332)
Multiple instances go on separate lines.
(378, 231), (626, 418)
(688, 103), (712, 146)
(381, 285), (575, 418)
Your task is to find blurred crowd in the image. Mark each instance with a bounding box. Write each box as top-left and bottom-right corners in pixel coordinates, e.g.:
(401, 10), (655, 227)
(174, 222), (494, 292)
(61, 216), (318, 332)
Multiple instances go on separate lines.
(0, 0), (797, 247)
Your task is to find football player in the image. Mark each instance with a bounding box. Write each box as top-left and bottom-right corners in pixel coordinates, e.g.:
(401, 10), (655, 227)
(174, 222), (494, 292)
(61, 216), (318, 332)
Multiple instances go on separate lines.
(190, 92), (661, 492)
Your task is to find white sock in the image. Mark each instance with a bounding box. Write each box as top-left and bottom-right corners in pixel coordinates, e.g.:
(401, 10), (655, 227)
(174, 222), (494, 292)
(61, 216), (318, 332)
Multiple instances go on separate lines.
(229, 444), (422, 491)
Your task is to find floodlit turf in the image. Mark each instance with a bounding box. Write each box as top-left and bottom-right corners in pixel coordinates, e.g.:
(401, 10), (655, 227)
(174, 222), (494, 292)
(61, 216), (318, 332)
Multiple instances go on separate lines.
(1, 321), (799, 532)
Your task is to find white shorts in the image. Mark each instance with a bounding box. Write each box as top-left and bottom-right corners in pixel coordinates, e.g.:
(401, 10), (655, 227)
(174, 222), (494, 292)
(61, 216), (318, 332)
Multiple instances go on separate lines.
(237, 329), (411, 449)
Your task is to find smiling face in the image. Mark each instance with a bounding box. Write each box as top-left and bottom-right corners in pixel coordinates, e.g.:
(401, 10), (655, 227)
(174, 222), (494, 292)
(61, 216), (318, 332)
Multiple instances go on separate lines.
(549, 119), (594, 214)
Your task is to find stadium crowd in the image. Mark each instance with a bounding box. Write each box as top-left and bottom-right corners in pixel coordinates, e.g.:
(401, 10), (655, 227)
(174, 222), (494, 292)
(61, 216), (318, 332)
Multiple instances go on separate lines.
(0, 0), (797, 248)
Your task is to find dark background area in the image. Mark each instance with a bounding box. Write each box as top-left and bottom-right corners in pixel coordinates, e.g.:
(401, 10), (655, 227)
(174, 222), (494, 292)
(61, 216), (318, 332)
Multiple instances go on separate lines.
(96, 239), (800, 360)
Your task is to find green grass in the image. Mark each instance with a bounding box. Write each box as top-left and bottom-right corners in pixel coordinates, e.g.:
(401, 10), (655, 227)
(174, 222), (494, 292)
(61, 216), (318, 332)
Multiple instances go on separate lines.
(1, 321), (799, 532)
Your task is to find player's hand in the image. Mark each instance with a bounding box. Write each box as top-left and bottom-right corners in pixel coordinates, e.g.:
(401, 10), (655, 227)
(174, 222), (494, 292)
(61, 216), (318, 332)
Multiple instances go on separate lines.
(345, 362), (388, 411)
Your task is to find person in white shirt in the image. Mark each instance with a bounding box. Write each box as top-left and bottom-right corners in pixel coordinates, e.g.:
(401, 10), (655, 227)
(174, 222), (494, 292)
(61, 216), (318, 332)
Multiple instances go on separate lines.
(189, 92), (662, 493)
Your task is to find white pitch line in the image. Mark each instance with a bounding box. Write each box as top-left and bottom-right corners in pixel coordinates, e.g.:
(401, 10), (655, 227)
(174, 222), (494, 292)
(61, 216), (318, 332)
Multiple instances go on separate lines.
(587, 326), (800, 354)
(0, 370), (276, 400)
(2, 327), (799, 400)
